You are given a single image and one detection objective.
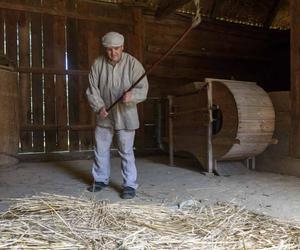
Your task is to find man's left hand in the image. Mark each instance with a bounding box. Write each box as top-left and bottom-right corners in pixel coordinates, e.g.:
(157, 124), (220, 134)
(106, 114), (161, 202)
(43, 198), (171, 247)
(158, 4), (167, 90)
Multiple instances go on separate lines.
(123, 91), (132, 103)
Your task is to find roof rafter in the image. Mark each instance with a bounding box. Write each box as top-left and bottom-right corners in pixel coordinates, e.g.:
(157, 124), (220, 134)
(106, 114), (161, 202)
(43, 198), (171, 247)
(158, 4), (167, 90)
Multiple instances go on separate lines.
(155, 0), (192, 19)
(209, 0), (221, 19)
(264, 0), (281, 28)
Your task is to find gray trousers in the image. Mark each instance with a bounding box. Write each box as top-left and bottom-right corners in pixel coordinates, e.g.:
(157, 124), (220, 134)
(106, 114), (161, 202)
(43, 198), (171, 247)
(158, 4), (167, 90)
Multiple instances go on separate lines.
(92, 126), (137, 189)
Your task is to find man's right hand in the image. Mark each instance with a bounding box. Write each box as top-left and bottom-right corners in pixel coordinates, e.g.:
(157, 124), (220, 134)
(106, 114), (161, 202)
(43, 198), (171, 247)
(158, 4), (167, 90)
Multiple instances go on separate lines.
(99, 107), (108, 119)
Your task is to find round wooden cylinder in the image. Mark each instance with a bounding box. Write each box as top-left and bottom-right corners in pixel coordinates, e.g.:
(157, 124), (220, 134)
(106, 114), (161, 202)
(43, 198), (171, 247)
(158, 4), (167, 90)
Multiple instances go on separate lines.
(212, 79), (275, 160)
(0, 67), (19, 166)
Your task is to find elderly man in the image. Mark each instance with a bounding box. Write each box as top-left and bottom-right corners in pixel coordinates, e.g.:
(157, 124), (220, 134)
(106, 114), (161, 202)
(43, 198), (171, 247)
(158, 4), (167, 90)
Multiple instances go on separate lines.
(86, 31), (148, 199)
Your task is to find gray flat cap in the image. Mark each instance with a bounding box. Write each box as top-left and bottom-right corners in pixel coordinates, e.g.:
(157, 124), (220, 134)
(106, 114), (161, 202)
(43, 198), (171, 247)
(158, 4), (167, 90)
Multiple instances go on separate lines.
(102, 31), (124, 48)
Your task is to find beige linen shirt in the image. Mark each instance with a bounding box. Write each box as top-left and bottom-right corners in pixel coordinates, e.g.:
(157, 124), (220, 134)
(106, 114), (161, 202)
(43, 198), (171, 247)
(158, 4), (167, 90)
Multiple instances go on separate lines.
(86, 52), (148, 130)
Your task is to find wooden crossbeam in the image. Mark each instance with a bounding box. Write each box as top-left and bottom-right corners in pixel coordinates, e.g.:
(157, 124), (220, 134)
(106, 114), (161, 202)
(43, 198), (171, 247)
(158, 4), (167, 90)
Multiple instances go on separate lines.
(17, 66), (89, 75)
(156, 0), (191, 19)
(0, 2), (131, 25)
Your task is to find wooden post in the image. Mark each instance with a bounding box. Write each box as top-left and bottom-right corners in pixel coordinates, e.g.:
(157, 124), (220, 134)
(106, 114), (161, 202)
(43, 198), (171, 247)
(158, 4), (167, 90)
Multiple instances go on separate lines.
(207, 81), (213, 173)
(168, 95), (174, 166)
(130, 8), (144, 62)
(290, 0), (300, 157)
(130, 7), (145, 149)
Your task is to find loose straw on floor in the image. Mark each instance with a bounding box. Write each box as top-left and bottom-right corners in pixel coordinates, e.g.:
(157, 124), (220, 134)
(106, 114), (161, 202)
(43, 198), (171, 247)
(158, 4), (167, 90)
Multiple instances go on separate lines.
(0, 194), (299, 249)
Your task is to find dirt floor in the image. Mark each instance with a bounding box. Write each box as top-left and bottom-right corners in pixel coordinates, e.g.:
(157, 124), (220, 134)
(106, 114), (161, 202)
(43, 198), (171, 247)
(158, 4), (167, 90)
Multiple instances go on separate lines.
(0, 155), (300, 223)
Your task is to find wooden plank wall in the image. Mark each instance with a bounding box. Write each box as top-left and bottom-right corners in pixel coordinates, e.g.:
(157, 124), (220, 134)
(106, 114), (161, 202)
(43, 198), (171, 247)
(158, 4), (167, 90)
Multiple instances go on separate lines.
(143, 14), (285, 147)
(144, 14), (274, 97)
(0, 1), (289, 155)
(0, 0), (135, 154)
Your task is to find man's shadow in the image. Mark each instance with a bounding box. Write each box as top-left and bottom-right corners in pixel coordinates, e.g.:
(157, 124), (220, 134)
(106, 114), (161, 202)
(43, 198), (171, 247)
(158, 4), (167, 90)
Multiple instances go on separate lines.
(50, 161), (91, 184)
(52, 161), (122, 193)
(145, 152), (205, 173)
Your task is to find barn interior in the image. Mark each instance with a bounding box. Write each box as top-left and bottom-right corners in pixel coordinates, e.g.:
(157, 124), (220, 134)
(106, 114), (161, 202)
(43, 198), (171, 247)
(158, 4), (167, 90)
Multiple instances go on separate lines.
(0, 0), (300, 248)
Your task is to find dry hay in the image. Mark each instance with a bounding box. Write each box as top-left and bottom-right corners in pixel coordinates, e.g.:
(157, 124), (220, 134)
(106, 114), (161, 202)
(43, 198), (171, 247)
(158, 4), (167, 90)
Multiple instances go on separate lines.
(0, 194), (299, 249)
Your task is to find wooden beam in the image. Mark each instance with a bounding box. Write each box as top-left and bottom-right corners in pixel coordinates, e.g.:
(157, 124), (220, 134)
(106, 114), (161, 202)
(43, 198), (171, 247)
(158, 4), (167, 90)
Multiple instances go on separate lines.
(156, 0), (191, 19)
(264, 0), (281, 28)
(0, 2), (131, 25)
(290, 0), (300, 157)
(17, 151), (94, 162)
(17, 66), (89, 75)
(147, 45), (271, 62)
(21, 125), (94, 131)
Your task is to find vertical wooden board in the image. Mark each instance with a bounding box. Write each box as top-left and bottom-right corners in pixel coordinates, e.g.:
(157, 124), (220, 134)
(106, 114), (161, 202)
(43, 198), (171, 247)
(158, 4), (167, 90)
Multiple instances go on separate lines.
(53, 15), (68, 151)
(43, 14), (56, 152)
(31, 13), (44, 152)
(43, 0), (71, 152)
(128, 8), (144, 61)
(206, 81), (213, 173)
(4, 10), (18, 66)
(128, 8), (145, 148)
(87, 23), (99, 131)
(83, 24), (100, 149)
(78, 75), (93, 150)
(290, 0), (300, 157)
(18, 12), (32, 152)
(78, 20), (92, 150)
(172, 87), (209, 170)
(143, 99), (157, 148)
(65, 0), (79, 151)
(0, 10), (4, 55)
(66, 18), (79, 151)
(87, 25), (100, 66)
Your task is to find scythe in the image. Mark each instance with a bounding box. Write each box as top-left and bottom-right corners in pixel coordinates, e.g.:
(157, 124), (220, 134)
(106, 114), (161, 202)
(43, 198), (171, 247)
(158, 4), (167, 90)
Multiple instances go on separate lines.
(106, 0), (202, 112)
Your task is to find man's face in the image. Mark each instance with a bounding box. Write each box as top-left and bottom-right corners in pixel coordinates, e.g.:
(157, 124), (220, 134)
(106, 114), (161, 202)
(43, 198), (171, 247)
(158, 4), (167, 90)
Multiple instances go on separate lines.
(106, 46), (123, 64)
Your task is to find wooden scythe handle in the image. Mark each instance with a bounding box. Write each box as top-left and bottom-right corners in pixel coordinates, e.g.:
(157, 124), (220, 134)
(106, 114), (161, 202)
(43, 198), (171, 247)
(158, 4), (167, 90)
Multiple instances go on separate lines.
(106, 19), (200, 112)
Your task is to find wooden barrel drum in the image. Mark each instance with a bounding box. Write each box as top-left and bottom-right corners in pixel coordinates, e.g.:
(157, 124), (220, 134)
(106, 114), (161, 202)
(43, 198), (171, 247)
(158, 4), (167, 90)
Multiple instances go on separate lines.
(170, 79), (275, 170)
(210, 79), (275, 160)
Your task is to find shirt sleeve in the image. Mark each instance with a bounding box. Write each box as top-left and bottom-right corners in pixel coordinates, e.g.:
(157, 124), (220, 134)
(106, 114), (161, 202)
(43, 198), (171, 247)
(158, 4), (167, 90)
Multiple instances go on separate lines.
(130, 59), (149, 104)
(86, 60), (105, 113)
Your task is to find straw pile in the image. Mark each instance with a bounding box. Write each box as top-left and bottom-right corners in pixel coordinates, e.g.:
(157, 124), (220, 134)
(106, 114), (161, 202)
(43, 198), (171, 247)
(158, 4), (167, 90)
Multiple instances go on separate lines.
(0, 194), (299, 249)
